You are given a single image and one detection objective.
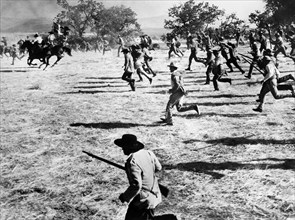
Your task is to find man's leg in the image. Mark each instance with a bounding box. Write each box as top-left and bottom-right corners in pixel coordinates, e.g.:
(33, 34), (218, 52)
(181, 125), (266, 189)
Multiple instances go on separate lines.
(232, 59), (245, 74)
(125, 205), (154, 220)
(212, 74), (219, 90)
(138, 67), (152, 84)
(164, 90), (183, 125)
(176, 96), (200, 115)
(226, 60), (234, 72)
(268, 78), (294, 99)
(186, 54), (193, 70)
(254, 82), (270, 112)
(218, 75), (232, 85)
(205, 65), (212, 84)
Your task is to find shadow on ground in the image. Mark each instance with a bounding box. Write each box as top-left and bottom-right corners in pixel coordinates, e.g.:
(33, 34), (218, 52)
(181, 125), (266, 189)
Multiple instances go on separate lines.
(180, 112), (259, 118)
(183, 137), (295, 146)
(70, 122), (161, 129)
(164, 158), (295, 179)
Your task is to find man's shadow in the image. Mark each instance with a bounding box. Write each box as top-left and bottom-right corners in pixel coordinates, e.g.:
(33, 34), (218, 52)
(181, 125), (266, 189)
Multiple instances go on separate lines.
(70, 122), (160, 129)
(164, 158), (295, 179)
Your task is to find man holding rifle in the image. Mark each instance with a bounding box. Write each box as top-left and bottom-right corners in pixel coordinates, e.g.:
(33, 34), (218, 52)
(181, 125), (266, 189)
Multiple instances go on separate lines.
(114, 134), (163, 220)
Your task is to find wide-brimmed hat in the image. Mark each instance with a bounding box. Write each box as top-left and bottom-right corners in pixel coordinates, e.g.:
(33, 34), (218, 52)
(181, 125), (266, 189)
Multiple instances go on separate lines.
(167, 62), (178, 69)
(48, 31), (54, 34)
(121, 47), (130, 53)
(114, 134), (144, 150)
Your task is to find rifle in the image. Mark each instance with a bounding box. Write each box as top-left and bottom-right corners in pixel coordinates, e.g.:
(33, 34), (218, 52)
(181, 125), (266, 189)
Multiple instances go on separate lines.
(82, 150), (169, 197)
(238, 53), (264, 75)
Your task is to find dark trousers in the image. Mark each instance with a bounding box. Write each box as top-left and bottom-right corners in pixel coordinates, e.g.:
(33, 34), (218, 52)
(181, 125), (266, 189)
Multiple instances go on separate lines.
(125, 206), (154, 220)
(212, 74), (231, 90)
(165, 89), (197, 123)
(205, 63), (213, 84)
(227, 57), (244, 73)
(122, 71), (133, 83)
(168, 45), (182, 58)
(258, 77), (293, 105)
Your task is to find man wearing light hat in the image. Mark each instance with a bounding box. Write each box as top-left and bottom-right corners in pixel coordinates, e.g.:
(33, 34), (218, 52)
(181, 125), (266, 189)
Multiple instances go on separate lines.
(115, 134), (162, 220)
(162, 62), (200, 125)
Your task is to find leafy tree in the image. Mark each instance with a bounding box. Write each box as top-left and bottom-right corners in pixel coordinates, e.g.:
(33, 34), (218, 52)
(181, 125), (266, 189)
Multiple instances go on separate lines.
(249, 9), (272, 29)
(219, 13), (248, 38)
(264, 0), (295, 25)
(164, 0), (224, 37)
(56, 0), (103, 38)
(91, 5), (142, 42)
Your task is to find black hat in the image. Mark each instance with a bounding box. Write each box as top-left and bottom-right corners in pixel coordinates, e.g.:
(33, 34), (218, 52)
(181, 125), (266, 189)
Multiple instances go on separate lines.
(167, 62), (178, 69)
(121, 47), (130, 53)
(48, 31), (54, 34)
(263, 49), (273, 57)
(114, 134), (144, 150)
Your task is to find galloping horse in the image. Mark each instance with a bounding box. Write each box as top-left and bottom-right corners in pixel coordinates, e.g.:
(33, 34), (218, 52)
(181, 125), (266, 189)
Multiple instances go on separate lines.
(40, 44), (72, 69)
(19, 40), (48, 67)
(19, 41), (72, 70)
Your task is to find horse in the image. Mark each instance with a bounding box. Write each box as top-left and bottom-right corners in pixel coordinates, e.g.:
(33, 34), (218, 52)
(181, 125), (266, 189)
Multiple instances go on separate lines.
(40, 44), (72, 70)
(20, 40), (71, 70)
(19, 40), (48, 67)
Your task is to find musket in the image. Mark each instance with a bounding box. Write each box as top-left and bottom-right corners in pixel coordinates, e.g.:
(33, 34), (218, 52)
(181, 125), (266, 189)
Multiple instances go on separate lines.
(238, 53), (264, 75)
(238, 53), (255, 61)
(82, 150), (169, 197)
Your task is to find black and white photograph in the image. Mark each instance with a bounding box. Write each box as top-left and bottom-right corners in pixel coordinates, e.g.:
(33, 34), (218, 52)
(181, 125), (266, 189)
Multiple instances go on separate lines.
(1, 0), (295, 219)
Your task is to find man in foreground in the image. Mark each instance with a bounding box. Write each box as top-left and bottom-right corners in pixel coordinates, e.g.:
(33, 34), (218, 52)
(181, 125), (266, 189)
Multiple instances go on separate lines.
(115, 134), (162, 220)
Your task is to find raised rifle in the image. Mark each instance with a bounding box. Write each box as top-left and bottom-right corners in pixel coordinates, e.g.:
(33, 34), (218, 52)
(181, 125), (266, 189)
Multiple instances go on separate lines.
(82, 150), (169, 197)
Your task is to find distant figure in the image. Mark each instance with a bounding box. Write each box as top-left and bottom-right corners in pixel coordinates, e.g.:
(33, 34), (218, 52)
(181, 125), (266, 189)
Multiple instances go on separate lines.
(11, 44), (20, 65)
(117, 35), (124, 57)
(185, 36), (205, 71)
(121, 48), (135, 91)
(212, 48), (232, 91)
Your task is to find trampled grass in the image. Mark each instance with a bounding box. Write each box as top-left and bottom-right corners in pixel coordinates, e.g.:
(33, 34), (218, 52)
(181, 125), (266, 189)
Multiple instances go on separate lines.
(0, 43), (294, 220)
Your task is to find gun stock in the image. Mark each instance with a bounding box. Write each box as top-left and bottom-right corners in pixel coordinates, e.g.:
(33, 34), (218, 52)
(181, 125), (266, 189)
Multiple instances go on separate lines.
(82, 150), (169, 197)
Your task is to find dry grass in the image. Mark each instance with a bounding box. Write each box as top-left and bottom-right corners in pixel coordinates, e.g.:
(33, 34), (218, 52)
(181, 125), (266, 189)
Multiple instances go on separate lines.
(0, 42), (295, 220)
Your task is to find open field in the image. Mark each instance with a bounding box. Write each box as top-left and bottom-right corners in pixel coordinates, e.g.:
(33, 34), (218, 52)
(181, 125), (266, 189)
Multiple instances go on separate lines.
(0, 43), (295, 220)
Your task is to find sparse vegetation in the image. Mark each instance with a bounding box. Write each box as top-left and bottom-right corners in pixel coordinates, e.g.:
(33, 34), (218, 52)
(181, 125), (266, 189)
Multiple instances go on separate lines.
(0, 41), (295, 219)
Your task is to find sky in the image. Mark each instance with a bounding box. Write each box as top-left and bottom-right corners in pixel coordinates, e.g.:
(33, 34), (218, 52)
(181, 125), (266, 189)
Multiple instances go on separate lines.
(0, 0), (266, 28)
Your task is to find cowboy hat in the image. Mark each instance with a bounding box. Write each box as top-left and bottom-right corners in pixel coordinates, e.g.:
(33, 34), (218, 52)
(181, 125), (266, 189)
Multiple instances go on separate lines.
(114, 134), (144, 150)
(167, 62), (178, 69)
(263, 49), (273, 57)
(121, 48), (130, 53)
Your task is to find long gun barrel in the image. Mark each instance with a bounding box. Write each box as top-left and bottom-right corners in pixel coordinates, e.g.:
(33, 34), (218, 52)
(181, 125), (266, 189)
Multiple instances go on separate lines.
(82, 150), (169, 197)
(238, 53), (254, 61)
(238, 53), (264, 75)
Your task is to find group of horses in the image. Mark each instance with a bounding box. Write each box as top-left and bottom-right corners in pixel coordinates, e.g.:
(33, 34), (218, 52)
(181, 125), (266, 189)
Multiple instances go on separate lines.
(1, 39), (72, 70)
(19, 40), (72, 70)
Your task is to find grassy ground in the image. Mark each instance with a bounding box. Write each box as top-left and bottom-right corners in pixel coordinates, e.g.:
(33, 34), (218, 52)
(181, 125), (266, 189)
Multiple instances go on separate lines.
(0, 43), (295, 220)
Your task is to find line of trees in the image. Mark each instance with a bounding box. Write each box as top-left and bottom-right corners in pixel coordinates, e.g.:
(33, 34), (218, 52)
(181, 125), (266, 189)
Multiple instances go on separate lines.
(55, 0), (142, 46)
(164, 0), (295, 39)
